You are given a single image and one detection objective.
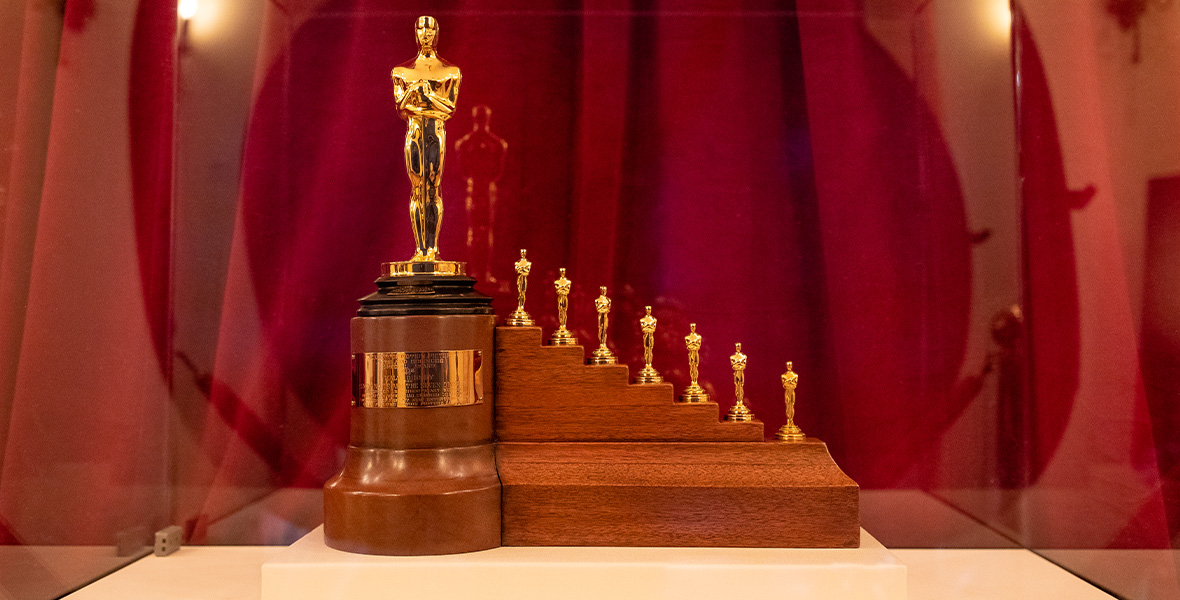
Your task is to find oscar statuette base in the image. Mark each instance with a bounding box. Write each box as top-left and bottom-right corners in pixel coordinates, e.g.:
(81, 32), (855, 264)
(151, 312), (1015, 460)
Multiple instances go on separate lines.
(505, 308), (535, 327)
(777, 424), (806, 442)
(322, 272), (500, 556)
(634, 368), (664, 384)
(383, 260), (466, 277)
(726, 402), (755, 422)
(587, 348), (618, 365)
(549, 328), (577, 346)
(678, 385), (710, 403)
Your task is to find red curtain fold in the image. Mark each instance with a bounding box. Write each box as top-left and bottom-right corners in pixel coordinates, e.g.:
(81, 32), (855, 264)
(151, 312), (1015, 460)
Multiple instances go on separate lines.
(1142, 175), (1180, 541)
(130, 0), (177, 380)
(1014, 6), (1082, 485)
(796, 0), (971, 486)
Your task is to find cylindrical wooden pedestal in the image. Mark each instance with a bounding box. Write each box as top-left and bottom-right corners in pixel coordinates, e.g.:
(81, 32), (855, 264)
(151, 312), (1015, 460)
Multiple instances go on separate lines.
(324, 274), (500, 556)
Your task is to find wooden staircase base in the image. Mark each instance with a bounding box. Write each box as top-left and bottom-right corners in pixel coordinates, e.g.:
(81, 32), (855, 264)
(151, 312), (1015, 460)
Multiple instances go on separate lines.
(499, 441), (860, 548)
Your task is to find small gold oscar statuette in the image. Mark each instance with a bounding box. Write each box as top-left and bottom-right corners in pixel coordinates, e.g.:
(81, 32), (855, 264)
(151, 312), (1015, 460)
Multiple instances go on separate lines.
(506, 249), (535, 326)
(679, 323), (710, 403)
(726, 343), (754, 422)
(588, 286), (618, 365)
(775, 361), (806, 441)
(550, 268), (577, 345)
(635, 306), (663, 384)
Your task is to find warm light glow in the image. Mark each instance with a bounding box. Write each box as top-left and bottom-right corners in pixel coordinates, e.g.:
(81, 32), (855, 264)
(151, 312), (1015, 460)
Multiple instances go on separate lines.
(178, 0), (198, 21)
(991, 0), (1013, 36)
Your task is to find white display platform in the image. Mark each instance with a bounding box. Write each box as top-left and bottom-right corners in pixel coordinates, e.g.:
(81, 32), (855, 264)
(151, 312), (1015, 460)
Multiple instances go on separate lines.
(261, 527), (906, 600)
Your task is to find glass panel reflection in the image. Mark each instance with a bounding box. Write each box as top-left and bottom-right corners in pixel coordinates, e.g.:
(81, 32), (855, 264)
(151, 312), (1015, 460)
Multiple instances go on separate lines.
(1, 0), (1178, 597)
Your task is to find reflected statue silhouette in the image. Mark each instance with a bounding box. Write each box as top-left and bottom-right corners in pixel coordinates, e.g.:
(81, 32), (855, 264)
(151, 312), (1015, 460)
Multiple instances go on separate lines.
(456, 105), (507, 282)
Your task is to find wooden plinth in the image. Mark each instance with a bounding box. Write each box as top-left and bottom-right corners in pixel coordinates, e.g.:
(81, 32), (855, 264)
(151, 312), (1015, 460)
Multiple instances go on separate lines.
(499, 441), (859, 547)
(324, 443), (500, 555)
(494, 326), (860, 548)
(323, 314), (499, 556)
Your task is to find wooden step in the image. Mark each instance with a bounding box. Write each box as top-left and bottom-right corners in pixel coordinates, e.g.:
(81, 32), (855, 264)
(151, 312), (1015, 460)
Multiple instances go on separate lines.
(495, 326), (763, 442)
(498, 441), (860, 548)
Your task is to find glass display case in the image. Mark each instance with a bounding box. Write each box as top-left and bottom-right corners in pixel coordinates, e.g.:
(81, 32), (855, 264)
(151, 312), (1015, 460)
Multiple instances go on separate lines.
(1, 0), (1178, 598)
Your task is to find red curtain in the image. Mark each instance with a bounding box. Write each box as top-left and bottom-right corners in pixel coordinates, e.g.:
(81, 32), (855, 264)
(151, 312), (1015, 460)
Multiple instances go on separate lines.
(0, 0), (1176, 556)
(1015, 5), (1084, 485)
(0, 0), (174, 546)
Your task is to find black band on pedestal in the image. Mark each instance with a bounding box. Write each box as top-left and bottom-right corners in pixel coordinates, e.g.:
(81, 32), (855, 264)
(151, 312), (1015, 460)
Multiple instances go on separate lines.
(357, 274), (493, 317)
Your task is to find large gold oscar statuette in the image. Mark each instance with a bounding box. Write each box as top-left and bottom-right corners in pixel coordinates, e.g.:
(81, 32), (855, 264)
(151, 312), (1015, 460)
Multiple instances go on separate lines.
(635, 306), (663, 383)
(775, 361), (806, 441)
(550, 268), (577, 345)
(679, 323), (710, 403)
(588, 286), (618, 365)
(506, 249), (535, 326)
(726, 343), (754, 422)
(385, 15), (464, 277)
(324, 16), (500, 557)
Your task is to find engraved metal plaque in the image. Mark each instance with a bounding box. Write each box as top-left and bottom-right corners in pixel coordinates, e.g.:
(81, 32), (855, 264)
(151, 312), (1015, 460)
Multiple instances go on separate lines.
(353, 350), (483, 408)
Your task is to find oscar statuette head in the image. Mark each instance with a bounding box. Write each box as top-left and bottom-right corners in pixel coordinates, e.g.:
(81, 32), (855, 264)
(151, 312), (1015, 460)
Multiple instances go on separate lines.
(415, 16), (438, 50)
